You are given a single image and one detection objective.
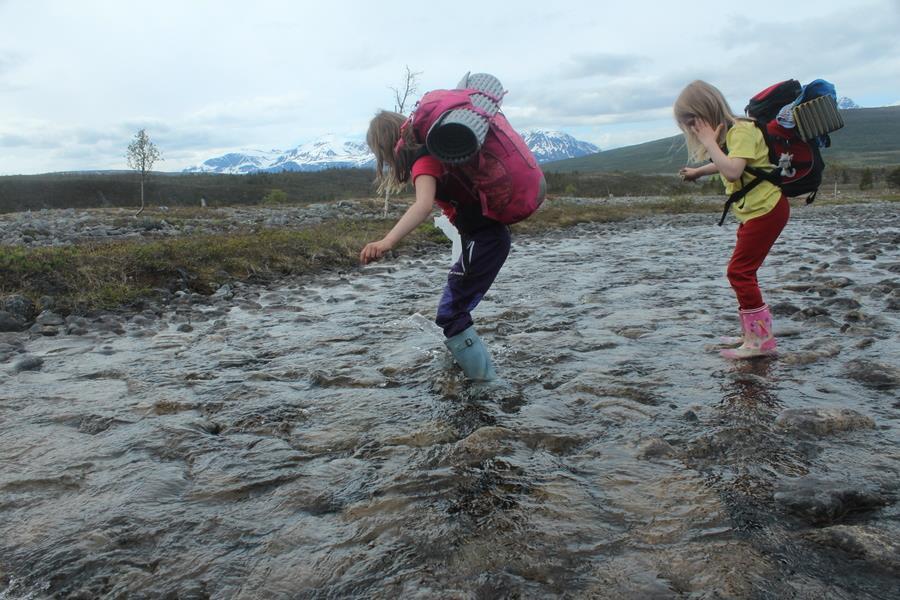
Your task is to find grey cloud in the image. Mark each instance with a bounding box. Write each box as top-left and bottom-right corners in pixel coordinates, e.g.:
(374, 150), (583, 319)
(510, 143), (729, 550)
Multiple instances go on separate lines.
(0, 51), (26, 90)
(561, 52), (649, 79)
(185, 94), (307, 128)
(119, 120), (172, 136)
(517, 79), (680, 119)
(0, 49), (25, 73)
(0, 133), (31, 147)
(337, 49), (391, 71)
(720, 6), (899, 65)
(0, 128), (66, 150)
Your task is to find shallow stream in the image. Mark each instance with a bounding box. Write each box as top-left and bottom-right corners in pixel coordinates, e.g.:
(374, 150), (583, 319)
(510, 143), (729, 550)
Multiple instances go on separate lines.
(2, 202), (898, 599)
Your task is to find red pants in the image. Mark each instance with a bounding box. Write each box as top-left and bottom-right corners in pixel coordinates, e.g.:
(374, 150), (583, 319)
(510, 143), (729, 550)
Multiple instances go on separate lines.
(727, 195), (790, 311)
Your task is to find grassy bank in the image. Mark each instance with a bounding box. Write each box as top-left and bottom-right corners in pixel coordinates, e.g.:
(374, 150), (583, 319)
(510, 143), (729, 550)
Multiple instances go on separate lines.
(0, 219), (445, 313)
(1, 194), (895, 315)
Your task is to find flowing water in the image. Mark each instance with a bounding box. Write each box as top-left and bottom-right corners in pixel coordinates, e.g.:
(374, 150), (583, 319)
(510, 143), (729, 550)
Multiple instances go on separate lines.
(2, 202), (898, 599)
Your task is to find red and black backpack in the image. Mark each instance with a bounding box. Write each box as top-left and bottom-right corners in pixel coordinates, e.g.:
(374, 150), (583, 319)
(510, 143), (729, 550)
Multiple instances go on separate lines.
(718, 79), (832, 225)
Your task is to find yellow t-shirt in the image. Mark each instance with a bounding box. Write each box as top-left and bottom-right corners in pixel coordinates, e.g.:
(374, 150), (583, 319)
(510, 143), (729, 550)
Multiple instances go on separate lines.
(722, 120), (782, 223)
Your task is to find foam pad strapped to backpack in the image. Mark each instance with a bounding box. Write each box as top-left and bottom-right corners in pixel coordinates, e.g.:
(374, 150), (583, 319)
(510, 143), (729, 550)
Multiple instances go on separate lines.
(425, 73), (504, 164)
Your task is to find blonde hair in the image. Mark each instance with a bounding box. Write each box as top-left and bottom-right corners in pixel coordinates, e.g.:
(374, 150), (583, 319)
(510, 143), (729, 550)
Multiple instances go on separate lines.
(366, 110), (421, 196)
(673, 80), (739, 163)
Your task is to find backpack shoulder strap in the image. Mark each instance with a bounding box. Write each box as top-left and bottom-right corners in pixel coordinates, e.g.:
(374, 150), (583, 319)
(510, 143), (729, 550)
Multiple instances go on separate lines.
(717, 120), (782, 226)
(718, 175), (768, 226)
(752, 119), (779, 165)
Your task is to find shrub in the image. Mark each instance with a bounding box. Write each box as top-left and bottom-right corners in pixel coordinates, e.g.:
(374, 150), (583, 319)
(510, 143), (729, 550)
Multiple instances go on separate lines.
(262, 189), (288, 204)
(886, 166), (900, 189)
(859, 168), (874, 190)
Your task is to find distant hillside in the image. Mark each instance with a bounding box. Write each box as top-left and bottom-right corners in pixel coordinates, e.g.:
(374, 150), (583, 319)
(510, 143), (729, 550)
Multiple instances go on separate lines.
(0, 170), (376, 214)
(544, 105), (900, 174)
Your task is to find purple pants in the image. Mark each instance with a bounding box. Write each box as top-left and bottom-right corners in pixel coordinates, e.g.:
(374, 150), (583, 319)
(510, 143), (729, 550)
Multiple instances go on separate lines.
(436, 222), (511, 337)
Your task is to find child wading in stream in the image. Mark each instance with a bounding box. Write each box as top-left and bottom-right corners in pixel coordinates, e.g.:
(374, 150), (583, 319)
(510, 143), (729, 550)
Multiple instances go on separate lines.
(360, 80), (545, 381)
(674, 80), (790, 359)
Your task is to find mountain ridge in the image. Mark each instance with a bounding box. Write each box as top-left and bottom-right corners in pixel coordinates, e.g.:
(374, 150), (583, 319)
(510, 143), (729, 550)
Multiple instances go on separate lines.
(185, 129), (599, 174)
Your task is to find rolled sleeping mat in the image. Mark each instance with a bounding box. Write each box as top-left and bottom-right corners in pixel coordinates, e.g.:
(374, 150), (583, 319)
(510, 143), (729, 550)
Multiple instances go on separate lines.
(457, 72), (505, 101)
(792, 95), (844, 140)
(425, 73), (504, 164)
(426, 110), (488, 164)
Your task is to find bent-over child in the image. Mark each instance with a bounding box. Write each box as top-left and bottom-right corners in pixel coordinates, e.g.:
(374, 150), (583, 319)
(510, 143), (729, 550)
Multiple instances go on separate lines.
(361, 105), (545, 381)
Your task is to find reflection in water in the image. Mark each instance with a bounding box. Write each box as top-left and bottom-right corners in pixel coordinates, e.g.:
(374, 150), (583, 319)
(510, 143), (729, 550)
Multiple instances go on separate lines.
(1, 204), (898, 598)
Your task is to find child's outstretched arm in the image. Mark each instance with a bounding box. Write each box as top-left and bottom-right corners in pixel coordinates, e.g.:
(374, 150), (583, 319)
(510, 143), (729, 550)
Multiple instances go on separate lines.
(360, 175), (436, 264)
(679, 162), (719, 181)
(692, 119), (746, 182)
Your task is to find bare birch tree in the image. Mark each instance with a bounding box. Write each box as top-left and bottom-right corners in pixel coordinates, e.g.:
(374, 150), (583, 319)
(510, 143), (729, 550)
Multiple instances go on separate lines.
(390, 65), (422, 114)
(384, 66), (422, 216)
(126, 129), (162, 216)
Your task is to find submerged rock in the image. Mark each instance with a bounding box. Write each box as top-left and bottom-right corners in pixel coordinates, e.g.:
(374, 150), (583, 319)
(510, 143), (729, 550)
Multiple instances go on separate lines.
(1, 294), (37, 322)
(0, 310), (26, 332)
(770, 302), (801, 317)
(802, 525), (900, 571)
(11, 355), (44, 373)
(844, 359), (900, 390)
(636, 437), (677, 459)
(35, 310), (65, 326)
(775, 408), (875, 436)
(781, 343), (842, 366)
(30, 310), (64, 336)
(451, 426), (516, 463)
(775, 477), (890, 525)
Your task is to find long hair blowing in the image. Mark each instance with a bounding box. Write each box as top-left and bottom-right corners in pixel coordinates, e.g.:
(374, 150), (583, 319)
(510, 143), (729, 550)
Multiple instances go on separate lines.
(366, 110), (420, 196)
(673, 80), (739, 163)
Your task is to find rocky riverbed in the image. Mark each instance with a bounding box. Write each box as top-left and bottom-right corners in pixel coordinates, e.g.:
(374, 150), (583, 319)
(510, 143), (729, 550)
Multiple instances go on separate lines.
(0, 199), (399, 248)
(1, 200), (898, 598)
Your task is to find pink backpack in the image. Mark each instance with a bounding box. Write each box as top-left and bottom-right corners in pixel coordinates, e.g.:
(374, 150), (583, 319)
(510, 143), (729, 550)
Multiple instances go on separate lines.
(405, 89), (545, 224)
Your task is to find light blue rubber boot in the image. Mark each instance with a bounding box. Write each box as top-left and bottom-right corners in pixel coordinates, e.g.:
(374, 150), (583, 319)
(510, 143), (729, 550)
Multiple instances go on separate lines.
(444, 326), (497, 382)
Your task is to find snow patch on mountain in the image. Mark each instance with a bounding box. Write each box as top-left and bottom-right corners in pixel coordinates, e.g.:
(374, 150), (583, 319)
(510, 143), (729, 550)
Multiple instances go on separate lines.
(837, 97), (860, 110)
(183, 148), (282, 174)
(268, 135), (374, 172)
(522, 129), (600, 162)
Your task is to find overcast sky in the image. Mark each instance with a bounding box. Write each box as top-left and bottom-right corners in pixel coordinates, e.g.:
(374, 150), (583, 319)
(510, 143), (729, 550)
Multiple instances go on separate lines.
(1, 0), (898, 174)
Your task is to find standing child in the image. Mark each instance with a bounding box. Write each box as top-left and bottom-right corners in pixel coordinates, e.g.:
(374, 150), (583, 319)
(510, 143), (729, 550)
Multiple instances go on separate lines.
(674, 80), (789, 359)
(361, 105), (544, 381)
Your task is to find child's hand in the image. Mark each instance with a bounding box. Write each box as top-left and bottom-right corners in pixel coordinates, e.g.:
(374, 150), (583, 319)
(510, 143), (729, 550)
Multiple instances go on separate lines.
(691, 119), (724, 148)
(360, 239), (394, 264)
(679, 167), (702, 182)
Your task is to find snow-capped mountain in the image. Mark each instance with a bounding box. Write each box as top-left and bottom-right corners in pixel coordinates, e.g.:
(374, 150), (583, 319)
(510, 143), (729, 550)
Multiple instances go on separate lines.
(185, 136), (374, 174)
(837, 97), (860, 109)
(522, 130), (600, 162)
(267, 136), (374, 172)
(185, 130), (599, 174)
(183, 148), (282, 174)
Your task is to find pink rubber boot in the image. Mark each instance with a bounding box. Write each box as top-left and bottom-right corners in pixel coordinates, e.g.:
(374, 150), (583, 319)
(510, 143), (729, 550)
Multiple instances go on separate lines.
(720, 305), (777, 359)
(719, 313), (746, 346)
(720, 335), (744, 345)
